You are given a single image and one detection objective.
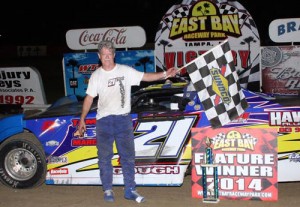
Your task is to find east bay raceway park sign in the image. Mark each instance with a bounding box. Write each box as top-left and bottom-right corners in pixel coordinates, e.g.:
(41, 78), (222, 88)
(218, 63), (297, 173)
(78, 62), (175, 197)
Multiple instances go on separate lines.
(155, 0), (260, 92)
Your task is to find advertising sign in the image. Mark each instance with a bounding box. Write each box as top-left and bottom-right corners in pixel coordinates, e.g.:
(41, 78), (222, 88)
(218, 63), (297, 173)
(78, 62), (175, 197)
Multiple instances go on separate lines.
(0, 67), (47, 105)
(269, 18), (300, 43)
(154, 0), (261, 92)
(66, 26), (146, 50)
(63, 50), (155, 97)
(261, 45), (300, 96)
(192, 127), (278, 201)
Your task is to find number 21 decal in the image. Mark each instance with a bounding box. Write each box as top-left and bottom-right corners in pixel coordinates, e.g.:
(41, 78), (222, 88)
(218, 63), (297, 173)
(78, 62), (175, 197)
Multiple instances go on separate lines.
(134, 115), (197, 158)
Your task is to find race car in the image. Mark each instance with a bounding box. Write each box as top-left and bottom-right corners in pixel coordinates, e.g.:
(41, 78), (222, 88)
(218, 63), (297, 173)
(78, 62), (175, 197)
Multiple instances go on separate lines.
(0, 80), (299, 189)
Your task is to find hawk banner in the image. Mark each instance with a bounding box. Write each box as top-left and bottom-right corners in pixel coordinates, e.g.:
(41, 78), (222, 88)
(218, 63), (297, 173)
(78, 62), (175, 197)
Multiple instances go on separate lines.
(186, 40), (248, 128)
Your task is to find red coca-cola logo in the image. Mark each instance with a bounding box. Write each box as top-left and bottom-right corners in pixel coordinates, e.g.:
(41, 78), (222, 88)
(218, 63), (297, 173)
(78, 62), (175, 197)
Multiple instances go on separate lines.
(79, 28), (127, 46)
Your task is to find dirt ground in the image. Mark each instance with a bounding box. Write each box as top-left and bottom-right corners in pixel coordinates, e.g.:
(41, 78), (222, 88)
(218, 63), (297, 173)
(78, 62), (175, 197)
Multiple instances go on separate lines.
(1, 95), (299, 207)
(0, 175), (299, 207)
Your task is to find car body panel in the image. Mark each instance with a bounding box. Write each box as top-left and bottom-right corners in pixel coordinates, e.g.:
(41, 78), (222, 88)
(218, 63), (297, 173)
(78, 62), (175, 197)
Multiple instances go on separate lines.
(0, 114), (24, 141)
(1, 82), (299, 186)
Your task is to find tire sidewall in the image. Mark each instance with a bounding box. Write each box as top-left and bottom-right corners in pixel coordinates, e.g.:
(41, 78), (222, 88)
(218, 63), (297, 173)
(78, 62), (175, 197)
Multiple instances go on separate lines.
(0, 139), (46, 189)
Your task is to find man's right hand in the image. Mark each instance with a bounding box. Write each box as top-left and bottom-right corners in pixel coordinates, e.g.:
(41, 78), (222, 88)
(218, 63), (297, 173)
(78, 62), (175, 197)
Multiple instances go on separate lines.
(78, 119), (86, 138)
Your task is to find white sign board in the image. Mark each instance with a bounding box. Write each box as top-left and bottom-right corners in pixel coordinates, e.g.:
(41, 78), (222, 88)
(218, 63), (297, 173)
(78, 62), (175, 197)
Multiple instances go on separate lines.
(269, 18), (300, 43)
(0, 67), (47, 105)
(154, 0), (261, 92)
(66, 26), (146, 50)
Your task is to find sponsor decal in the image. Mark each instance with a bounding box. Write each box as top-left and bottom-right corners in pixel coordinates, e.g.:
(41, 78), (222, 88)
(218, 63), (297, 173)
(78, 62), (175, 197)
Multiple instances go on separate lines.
(78, 64), (98, 75)
(48, 156), (68, 164)
(46, 140), (59, 147)
(113, 166), (180, 175)
(50, 168), (69, 175)
(289, 152), (300, 163)
(210, 66), (230, 105)
(269, 111), (300, 133)
(269, 111), (300, 126)
(71, 118), (97, 146)
(72, 139), (96, 146)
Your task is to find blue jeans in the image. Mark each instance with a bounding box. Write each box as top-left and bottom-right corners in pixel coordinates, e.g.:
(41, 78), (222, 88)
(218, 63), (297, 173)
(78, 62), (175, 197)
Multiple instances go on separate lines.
(96, 114), (136, 191)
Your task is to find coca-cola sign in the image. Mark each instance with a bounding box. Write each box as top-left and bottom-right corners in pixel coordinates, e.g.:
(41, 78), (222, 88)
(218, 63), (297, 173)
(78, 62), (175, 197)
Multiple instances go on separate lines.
(66, 26), (146, 50)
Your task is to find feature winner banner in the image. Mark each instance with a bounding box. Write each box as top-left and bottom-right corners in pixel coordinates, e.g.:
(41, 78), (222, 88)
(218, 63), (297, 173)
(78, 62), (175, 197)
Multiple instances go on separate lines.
(261, 45), (300, 96)
(191, 127), (278, 201)
(155, 0), (261, 92)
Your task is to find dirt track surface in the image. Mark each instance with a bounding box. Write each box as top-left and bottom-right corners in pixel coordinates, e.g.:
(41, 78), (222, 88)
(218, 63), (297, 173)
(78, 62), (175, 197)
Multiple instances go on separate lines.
(1, 97), (299, 207)
(1, 175), (299, 207)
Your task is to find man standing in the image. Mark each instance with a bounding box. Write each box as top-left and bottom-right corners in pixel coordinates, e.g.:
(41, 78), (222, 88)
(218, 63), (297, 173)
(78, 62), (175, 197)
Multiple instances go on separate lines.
(78, 40), (177, 203)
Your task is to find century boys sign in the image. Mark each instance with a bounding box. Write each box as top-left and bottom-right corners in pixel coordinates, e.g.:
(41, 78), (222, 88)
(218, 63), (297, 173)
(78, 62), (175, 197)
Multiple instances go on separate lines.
(66, 26), (146, 50)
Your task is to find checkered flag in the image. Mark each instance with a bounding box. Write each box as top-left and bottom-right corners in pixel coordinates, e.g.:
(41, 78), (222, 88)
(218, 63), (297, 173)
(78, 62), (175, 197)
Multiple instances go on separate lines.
(185, 40), (249, 128)
(163, 5), (189, 29)
(238, 56), (260, 91)
(212, 132), (226, 144)
(219, 3), (249, 26)
(242, 133), (257, 145)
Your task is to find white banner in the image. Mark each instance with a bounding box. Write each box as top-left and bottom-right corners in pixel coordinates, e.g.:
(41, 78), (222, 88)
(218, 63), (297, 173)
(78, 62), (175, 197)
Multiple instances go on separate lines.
(0, 67), (47, 105)
(269, 18), (300, 43)
(66, 26), (146, 50)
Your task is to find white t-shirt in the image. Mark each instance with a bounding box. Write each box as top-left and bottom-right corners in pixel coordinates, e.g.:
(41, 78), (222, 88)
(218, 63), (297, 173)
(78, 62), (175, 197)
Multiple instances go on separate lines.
(86, 64), (144, 119)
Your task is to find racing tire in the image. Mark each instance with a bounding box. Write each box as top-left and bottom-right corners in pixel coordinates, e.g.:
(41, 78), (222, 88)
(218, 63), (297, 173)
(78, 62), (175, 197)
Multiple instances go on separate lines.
(0, 132), (47, 189)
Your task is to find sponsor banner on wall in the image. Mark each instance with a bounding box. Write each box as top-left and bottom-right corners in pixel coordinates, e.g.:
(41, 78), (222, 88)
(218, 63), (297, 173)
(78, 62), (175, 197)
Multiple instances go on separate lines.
(0, 67), (47, 105)
(66, 26), (146, 50)
(63, 50), (155, 97)
(191, 127), (278, 201)
(261, 45), (300, 96)
(269, 18), (300, 43)
(154, 0), (261, 92)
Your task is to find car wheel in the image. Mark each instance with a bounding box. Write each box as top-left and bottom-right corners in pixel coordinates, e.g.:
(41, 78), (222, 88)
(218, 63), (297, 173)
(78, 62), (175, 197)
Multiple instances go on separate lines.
(0, 132), (47, 189)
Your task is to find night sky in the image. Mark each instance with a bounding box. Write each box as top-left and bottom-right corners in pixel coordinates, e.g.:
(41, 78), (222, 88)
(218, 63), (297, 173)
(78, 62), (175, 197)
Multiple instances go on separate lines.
(0, 0), (298, 47)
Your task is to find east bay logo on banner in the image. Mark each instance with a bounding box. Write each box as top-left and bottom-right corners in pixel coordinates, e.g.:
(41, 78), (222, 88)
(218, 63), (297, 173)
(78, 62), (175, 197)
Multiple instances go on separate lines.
(155, 0), (261, 92)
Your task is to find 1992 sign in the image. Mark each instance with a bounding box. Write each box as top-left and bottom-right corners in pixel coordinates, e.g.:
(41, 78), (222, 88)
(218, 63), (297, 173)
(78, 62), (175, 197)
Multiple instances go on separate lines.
(0, 95), (34, 104)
